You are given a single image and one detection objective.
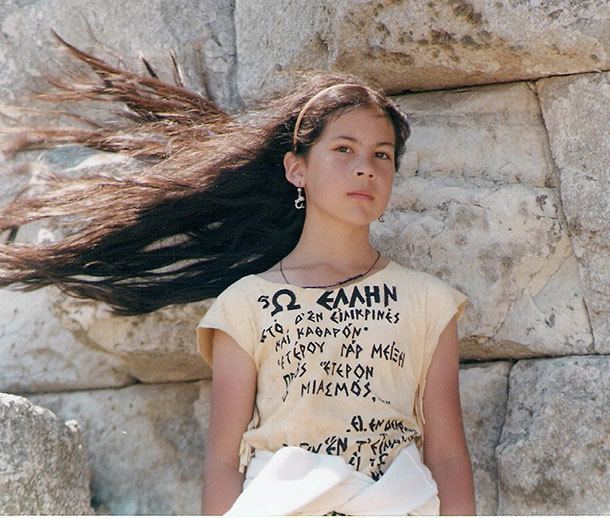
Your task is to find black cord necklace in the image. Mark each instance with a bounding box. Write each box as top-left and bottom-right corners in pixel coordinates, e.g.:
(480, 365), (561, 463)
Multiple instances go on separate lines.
(279, 250), (381, 289)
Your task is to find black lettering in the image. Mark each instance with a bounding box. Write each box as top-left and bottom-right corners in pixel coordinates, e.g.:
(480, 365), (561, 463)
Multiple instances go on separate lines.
(351, 415), (364, 432)
(364, 285), (381, 305)
(270, 289), (301, 316)
(340, 342), (363, 359)
(370, 341), (405, 367)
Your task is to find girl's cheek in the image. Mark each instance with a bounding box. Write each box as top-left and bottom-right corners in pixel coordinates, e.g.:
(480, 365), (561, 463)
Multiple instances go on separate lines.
(333, 152), (352, 162)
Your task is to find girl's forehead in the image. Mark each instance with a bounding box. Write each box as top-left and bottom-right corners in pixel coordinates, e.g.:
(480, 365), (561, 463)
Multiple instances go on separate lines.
(330, 106), (386, 122)
(322, 107), (394, 138)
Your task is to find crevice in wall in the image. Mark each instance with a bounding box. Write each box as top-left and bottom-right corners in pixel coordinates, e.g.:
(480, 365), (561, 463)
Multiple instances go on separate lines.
(528, 74), (596, 345)
(225, 0), (245, 113)
(389, 68), (610, 98)
(493, 357), (516, 515)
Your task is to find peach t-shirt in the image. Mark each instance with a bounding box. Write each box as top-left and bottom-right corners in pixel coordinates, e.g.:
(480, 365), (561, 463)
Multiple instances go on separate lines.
(196, 259), (469, 479)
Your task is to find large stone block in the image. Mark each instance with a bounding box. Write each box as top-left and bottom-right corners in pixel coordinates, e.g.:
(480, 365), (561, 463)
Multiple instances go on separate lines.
(0, 286), (134, 393)
(366, 80), (595, 360)
(0, 0), (239, 113)
(27, 380), (210, 515)
(537, 71), (610, 352)
(235, 0), (609, 105)
(496, 355), (610, 514)
(52, 291), (210, 383)
(392, 81), (557, 188)
(0, 392), (94, 514)
(460, 361), (512, 515)
(373, 179), (592, 359)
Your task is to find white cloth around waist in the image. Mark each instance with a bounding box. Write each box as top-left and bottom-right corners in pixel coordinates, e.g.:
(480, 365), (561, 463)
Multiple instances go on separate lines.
(225, 441), (440, 516)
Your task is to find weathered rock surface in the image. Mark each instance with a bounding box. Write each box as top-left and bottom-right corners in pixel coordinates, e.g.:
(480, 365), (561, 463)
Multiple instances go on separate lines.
(0, 0), (239, 113)
(496, 355), (610, 514)
(0, 392), (94, 514)
(368, 80), (594, 359)
(27, 380), (210, 515)
(537, 72), (610, 352)
(392, 82), (557, 188)
(52, 291), (211, 382)
(0, 3), (608, 517)
(0, 286), (134, 394)
(235, 0), (610, 105)
(459, 361), (512, 515)
(373, 179), (592, 359)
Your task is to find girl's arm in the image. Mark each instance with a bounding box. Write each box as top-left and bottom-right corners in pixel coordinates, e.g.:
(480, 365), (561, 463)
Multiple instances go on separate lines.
(422, 314), (477, 515)
(201, 329), (257, 515)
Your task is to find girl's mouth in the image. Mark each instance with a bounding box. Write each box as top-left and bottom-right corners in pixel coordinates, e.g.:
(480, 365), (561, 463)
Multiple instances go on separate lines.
(347, 192), (374, 200)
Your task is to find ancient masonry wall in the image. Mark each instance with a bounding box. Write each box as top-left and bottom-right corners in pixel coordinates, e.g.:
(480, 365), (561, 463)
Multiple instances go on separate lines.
(1, 1), (608, 514)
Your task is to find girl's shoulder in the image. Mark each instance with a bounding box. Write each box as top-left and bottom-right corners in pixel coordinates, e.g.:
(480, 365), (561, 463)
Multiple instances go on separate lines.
(213, 272), (262, 300)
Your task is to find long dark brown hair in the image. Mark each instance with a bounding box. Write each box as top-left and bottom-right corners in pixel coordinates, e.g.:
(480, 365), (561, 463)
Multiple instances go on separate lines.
(0, 30), (411, 316)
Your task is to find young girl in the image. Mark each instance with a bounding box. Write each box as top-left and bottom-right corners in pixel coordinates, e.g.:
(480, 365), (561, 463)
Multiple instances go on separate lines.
(1, 32), (475, 516)
(196, 89), (476, 516)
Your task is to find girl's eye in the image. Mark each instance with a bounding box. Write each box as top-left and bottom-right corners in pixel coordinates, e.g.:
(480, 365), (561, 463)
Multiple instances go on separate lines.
(335, 147), (393, 161)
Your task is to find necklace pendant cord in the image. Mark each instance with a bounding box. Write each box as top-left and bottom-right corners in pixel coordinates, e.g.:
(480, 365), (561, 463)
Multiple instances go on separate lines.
(279, 250), (381, 289)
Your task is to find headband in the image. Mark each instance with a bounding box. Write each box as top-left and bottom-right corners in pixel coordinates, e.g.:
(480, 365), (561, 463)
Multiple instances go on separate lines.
(291, 83), (362, 151)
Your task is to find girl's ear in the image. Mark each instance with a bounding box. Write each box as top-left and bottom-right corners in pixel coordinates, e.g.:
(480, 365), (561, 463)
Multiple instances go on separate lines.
(283, 151), (305, 187)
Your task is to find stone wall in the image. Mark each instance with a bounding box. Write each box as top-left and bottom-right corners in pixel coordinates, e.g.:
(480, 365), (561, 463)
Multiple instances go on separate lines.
(1, 0), (608, 514)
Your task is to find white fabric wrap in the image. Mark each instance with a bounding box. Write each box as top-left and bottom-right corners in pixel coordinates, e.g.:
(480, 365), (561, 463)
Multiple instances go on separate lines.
(225, 442), (440, 516)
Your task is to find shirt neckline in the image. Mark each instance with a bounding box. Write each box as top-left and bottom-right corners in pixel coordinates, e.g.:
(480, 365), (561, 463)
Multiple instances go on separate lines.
(251, 259), (395, 291)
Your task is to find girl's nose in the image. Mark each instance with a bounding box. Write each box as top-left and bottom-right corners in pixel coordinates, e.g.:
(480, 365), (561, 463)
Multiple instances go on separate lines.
(354, 155), (377, 177)
(354, 164), (376, 178)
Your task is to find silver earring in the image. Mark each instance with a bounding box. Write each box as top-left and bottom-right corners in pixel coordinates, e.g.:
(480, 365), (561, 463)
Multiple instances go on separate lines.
(378, 213), (385, 222)
(294, 186), (305, 209)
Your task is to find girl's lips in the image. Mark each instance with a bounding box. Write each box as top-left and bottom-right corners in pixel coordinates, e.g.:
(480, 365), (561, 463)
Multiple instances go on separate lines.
(347, 192), (374, 200)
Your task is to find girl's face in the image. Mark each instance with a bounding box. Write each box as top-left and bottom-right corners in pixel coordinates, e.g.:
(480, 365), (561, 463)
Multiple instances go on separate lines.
(299, 106), (396, 227)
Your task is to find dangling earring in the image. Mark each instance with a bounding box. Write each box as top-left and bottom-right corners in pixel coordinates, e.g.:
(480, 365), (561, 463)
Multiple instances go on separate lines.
(378, 213), (385, 222)
(294, 186), (305, 209)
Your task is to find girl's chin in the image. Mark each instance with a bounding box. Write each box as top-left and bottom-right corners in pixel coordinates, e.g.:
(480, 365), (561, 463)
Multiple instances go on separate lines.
(304, 204), (380, 226)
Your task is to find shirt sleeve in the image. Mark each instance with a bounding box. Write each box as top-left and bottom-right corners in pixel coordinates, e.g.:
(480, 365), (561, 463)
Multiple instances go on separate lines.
(195, 281), (257, 368)
(415, 275), (470, 442)
(424, 277), (469, 357)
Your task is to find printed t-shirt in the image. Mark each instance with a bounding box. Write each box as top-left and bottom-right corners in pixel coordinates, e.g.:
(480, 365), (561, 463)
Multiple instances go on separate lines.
(195, 259), (469, 480)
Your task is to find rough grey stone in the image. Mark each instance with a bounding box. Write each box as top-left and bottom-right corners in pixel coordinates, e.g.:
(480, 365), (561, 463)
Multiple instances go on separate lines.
(460, 361), (512, 515)
(52, 290), (211, 383)
(0, 0), (239, 114)
(373, 179), (592, 360)
(0, 285), (134, 394)
(496, 355), (610, 514)
(235, 0), (610, 105)
(392, 82), (557, 188)
(27, 380), (210, 515)
(0, 392), (94, 514)
(537, 71), (610, 352)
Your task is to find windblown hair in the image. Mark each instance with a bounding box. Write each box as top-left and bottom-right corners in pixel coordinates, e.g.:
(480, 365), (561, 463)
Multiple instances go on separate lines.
(0, 30), (411, 316)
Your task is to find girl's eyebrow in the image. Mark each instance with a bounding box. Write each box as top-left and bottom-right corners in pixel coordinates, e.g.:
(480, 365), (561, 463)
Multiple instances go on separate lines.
(331, 135), (394, 147)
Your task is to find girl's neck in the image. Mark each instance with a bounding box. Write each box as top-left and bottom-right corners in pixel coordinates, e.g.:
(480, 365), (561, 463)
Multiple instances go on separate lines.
(288, 216), (376, 271)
